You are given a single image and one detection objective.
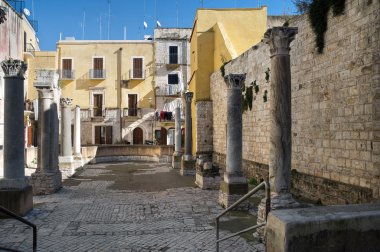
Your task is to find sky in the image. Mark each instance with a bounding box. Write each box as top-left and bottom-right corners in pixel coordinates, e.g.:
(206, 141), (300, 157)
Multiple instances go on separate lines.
(22, 0), (297, 51)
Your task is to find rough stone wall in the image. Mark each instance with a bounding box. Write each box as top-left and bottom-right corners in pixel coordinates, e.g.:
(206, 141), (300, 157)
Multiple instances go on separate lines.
(195, 101), (213, 155)
(211, 0), (380, 201)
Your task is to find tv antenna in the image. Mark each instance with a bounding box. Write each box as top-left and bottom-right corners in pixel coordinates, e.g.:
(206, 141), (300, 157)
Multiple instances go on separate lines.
(107, 0), (111, 40)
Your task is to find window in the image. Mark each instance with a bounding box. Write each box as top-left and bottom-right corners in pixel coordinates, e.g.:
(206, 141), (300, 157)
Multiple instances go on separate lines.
(93, 94), (103, 117)
(92, 57), (104, 78)
(128, 94), (138, 116)
(168, 74), (179, 84)
(132, 57), (143, 79)
(169, 46), (178, 64)
(95, 126), (112, 144)
(62, 59), (73, 79)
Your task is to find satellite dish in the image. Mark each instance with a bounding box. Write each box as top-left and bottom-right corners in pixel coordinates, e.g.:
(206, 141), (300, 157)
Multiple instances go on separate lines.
(143, 21), (148, 29)
(23, 8), (31, 17)
(156, 20), (161, 27)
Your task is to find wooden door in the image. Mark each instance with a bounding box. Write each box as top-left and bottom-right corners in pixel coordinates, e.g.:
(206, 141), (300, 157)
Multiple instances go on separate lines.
(93, 94), (103, 116)
(95, 126), (101, 144)
(133, 127), (143, 145)
(128, 94), (137, 116)
(106, 126), (112, 144)
(27, 126), (33, 147)
(133, 58), (143, 78)
(160, 127), (167, 145)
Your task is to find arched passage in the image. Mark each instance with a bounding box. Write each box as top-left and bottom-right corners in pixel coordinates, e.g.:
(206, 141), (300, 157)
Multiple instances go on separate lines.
(133, 127), (143, 144)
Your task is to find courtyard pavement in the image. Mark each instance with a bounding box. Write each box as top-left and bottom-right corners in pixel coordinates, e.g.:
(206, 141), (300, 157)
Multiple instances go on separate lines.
(0, 162), (264, 251)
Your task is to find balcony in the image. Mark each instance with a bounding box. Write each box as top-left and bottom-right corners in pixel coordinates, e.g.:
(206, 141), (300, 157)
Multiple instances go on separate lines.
(23, 43), (35, 59)
(123, 108), (142, 117)
(155, 84), (181, 97)
(89, 69), (106, 79)
(129, 69), (145, 80)
(59, 70), (75, 80)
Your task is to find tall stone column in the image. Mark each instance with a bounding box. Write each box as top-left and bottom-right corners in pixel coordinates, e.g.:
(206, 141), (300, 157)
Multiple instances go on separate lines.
(218, 74), (248, 208)
(74, 105), (81, 156)
(30, 88), (62, 195)
(172, 106), (182, 169)
(180, 92), (195, 175)
(59, 98), (74, 177)
(257, 27), (299, 231)
(0, 59), (33, 215)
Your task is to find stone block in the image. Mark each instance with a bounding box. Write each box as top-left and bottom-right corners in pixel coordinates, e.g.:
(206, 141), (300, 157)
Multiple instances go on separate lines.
(172, 153), (182, 169)
(180, 159), (196, 176)
(218, 181), (249, 209)
(0, 186), (33, 216)
(30, 171), (62, 195)
(266, 203), (380, 252)
(195, 172), (221, 190)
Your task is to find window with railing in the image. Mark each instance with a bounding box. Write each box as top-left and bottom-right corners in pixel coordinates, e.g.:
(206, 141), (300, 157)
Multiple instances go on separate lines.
(90, 57), (105, 79)
(93, 94), (103, 117)
(61, 59), (74, 79)
(132, 57), (144, 79)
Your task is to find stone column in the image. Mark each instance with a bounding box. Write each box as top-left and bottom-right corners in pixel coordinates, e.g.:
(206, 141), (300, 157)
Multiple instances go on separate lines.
(172, 106), (182, 169)
(257, 27), (299, 231)
(0, 59), (33, 216)
(74, 105), (81, 156)
(59, 98), (74, 177)
(30, 88), (62, 195)
(180, 92), (195, 175)
(218, 74), (248, 208)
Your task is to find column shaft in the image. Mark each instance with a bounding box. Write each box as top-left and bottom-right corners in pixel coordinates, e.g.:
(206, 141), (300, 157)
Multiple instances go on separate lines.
(61, 104), (72, 157)
(74, 106), (81, 155)
(184, 92), (193, 157)
(3, 77), (24, 179)
(174, 107), (181, 154)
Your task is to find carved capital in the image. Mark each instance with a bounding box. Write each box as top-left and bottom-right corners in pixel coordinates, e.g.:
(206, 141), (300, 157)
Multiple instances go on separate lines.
(224, 73), (246, 89)
(1, 59), (27, 78)
(0, 6), (6, 24)
(60, 98), (73, 107)
(264, 27), (298, 57)
(185, 92), (193, 103)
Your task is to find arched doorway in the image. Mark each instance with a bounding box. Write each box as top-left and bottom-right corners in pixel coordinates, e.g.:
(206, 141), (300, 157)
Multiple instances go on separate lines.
(160, 127), (167, 145)
(133, 127), (143, 144)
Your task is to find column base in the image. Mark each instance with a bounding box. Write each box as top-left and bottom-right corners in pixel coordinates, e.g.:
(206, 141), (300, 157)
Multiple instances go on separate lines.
(218, 181), (249, 209)
(256, 193), (301, 238)
(30, 171), (62, 195)
(180, 157), (196, 176)
(0, 185), (33, 216)
(172, 152), (182, 169)
(59, 156), (75, 179)
(195, 172), (221, 190)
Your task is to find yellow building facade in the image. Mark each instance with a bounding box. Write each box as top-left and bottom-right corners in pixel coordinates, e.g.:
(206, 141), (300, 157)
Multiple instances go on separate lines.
(188, 7), (268, 156)
(27, 39), (156, 145)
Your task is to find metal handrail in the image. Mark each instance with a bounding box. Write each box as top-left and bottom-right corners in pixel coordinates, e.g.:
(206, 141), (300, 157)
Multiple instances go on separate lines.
(0, 206), (37, 252)
(215, 179), (270, 252)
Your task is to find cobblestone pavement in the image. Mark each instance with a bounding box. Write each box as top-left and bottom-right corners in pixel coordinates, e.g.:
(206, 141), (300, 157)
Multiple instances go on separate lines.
(0, 162), (264, 251)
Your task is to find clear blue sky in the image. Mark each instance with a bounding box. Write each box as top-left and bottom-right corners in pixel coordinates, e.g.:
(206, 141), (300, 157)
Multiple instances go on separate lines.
(24, 0), (296, 51)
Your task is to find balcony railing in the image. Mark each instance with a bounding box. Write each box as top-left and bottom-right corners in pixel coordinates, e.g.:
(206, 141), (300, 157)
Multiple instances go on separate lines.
(129, 69), (145, 80)
(89, 69), (106, 79)
(25, 43), (35, 57)
(123, 108), (141, 117)
(168, 54), (179, 64)
(59, 70), (75, 80)
(156, 84), (181, 96)
(92, 108), (104, 117)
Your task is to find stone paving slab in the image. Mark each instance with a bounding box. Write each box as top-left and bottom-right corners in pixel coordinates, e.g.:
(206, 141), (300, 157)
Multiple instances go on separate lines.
(0, 162), (263, 251)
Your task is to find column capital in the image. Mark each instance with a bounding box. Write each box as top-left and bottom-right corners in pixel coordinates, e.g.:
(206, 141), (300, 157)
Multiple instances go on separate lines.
(224, 74), (246, 89)
(185, 92), (193, 103)
(1, 59), (27, 78)
(264, 27), (298, 57)
(37, 88), (54, 99)
(60, 98), (73, 107)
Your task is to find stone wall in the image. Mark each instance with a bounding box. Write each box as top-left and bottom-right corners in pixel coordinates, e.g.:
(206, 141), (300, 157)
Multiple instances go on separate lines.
(195, 101), (213, 156)
(211, 0), (380, 202)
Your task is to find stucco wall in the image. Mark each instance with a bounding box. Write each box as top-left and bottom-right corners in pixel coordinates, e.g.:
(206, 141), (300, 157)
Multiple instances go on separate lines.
(211, 0), (380, 201)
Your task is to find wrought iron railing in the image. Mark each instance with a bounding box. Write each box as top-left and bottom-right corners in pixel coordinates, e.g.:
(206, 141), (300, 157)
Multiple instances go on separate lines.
(156, 84), (182, 96)
(59, 70), (75, 80)
(0, 206), (37, 252)
(215, 179), (270, 251)
(124, 108), (141, 117)
(129, 69), (145, 79)
(89, 69), (106, 79)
